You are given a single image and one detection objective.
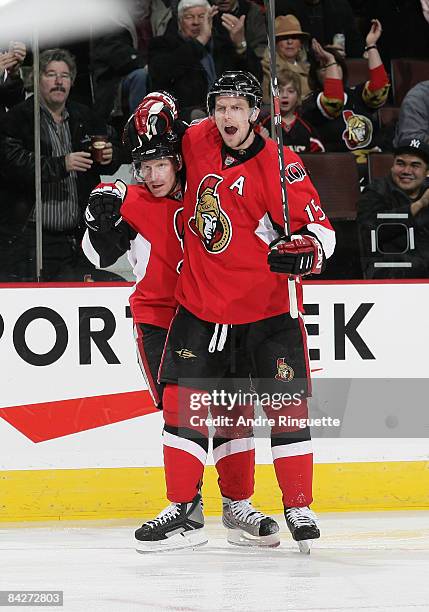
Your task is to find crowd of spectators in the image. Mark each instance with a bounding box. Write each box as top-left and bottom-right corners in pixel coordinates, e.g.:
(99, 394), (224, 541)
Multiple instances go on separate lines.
(1, 0), (429, 281)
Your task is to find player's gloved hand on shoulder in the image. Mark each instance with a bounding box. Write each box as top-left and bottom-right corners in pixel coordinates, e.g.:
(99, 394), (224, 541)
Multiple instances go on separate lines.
(134, 91), (178, 138)
(84, 180), (127, 233)
(268, 234), (324, 276)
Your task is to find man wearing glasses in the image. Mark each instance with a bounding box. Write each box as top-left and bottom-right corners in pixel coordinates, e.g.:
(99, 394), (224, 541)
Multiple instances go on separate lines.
(0, 48), (121, 281)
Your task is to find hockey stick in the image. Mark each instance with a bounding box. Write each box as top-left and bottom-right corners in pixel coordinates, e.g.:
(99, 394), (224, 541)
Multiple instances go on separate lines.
(263, 0), (298, 318)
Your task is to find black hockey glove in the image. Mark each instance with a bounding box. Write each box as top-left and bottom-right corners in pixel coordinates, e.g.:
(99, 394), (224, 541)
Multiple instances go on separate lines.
(268, 234), (324, 276)
(84, 180), (127, 233)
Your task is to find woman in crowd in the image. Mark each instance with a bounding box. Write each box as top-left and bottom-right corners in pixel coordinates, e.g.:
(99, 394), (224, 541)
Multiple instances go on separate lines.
(261, 14), (311, 105)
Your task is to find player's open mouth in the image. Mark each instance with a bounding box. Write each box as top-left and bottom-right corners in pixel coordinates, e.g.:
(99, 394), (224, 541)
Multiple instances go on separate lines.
(224, 126), (238, 135)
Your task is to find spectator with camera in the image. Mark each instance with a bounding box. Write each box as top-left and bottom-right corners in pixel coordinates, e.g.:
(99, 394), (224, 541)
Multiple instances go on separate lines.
(357, 139), (429, 279)
(0, 48), (122, 282)
(0, 41), (26, 116)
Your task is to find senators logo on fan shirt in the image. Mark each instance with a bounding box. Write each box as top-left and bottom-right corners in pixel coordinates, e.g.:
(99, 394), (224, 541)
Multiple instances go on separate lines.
(341, 110), (373, 150)
(189, 174), (232, 253)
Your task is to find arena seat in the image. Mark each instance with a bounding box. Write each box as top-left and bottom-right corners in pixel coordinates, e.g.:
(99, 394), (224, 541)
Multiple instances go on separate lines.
(378, 106), (400, 128)
(367, 153), (394, 183)
(345, 58), (368, 88)
(300, 153), (360, 220)
(300, 153), (362, 277)
(390, 59), (429, 106)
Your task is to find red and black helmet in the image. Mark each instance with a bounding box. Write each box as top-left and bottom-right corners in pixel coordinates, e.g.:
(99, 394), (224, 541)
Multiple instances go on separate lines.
(123, 116), (181, 183)
(123, 115), (180, 162)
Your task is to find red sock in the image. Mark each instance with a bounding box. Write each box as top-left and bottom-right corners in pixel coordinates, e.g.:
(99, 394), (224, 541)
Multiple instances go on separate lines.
(163, 444), (205, 502)
(214, 440), (255, 500)
(268, 397), (313, 507)
(273, 453), (313, 508)
(163, 384), (208, 502)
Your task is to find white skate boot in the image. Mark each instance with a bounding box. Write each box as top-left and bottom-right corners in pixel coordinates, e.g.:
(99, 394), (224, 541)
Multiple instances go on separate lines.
(135, 493), (208, 552)
(284, 506), (320, 554)
(222, 497), (280, 547)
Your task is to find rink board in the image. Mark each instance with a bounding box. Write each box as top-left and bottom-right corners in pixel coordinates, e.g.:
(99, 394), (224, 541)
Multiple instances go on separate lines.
(1, 281), (428, 520)
(1, 461), (429, 521)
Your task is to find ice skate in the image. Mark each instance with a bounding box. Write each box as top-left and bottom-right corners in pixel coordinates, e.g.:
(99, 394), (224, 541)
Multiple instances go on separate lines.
(135, 493), (207, 552)
(284, 506), (320, 554)
(222, 497), (280, 547)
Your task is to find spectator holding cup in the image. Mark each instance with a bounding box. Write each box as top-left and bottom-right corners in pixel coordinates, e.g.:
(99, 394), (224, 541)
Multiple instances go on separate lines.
(0, 48), (122, 281)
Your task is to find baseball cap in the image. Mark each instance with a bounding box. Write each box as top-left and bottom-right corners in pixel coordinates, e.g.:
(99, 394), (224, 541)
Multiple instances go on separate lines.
(393, 138), (429, 164)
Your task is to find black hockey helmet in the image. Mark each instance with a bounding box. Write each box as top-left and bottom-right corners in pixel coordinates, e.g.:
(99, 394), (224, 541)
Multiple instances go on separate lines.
(206, 70), (263, 115)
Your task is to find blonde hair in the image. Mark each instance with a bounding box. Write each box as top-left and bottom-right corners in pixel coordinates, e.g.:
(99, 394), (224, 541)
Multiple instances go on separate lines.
(277, 69), (302, 105)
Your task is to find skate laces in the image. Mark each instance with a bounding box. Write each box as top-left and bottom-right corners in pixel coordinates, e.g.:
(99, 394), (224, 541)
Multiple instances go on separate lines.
(285, 506), (316, 527)
(146, 503), (181, 528)
(230, 499), (266, 525)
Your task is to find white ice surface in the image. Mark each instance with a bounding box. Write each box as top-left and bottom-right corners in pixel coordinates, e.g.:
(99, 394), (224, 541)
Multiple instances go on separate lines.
(1, 511), (429, 612)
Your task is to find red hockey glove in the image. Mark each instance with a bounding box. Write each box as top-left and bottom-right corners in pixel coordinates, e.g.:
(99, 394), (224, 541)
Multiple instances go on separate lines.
(84, 180), (127, 233)
(134, 91), (178, 138)
(268, 234), (324, 276)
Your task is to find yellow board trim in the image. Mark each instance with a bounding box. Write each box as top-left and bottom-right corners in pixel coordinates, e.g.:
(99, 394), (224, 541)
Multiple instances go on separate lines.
(1, 461), (428, 522)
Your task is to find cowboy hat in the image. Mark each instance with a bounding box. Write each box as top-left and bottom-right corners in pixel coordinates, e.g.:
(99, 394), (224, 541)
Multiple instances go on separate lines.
(275, 14), (310, 39)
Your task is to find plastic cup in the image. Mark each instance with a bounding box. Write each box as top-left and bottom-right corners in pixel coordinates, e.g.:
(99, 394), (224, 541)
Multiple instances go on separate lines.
(90, 135), (108, 163)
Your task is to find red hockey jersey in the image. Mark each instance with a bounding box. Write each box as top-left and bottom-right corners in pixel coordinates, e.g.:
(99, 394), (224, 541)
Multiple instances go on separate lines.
(121, 185), (183, 328)
(175, 118), (335, 324)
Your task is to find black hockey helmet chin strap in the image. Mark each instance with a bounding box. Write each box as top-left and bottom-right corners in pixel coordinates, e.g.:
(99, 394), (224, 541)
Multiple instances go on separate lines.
(236, 115), (256, 149)
(227, 98), (259, 150)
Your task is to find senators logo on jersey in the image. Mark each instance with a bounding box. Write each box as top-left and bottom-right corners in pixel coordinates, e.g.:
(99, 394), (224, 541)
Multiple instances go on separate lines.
(189, 174), (232, 253)
(275, 358), (294, 382)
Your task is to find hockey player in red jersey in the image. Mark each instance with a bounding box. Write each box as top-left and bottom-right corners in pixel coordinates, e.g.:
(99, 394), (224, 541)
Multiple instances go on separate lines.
(133, 73), (336, 553)
(82, 105), (184, 410)
(82, 96), (280, 552)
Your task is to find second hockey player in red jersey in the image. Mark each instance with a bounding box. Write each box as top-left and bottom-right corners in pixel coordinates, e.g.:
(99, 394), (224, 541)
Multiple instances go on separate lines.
(82, 110), (184, 409)
(133, 72), (336, 553)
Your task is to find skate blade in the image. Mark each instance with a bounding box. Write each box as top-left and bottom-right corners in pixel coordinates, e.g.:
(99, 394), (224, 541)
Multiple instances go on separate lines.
(227, 528), (281, 548)
(135, 529), (208, 553)
(297, 540), (312, 554)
